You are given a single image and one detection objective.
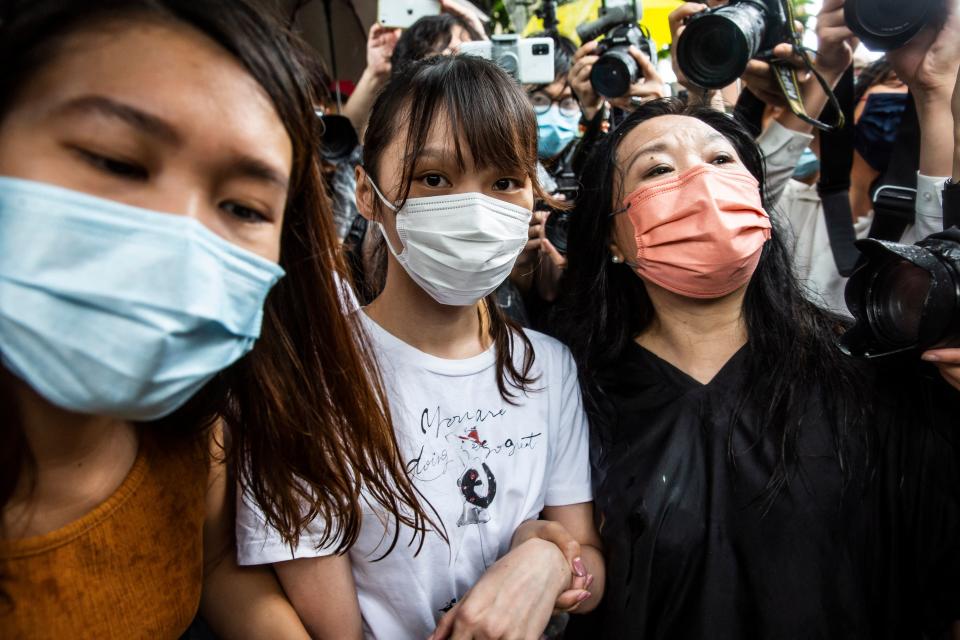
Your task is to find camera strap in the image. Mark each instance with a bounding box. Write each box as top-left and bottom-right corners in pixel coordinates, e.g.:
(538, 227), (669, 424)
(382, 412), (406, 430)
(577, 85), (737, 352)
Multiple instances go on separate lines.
(866, 95), (919, 242)
(769, 0), (844, 133)
(816, 67), (860, 276)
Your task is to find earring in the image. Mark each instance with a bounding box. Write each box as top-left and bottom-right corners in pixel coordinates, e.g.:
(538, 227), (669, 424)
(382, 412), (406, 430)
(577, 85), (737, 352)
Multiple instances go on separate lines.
(611, 255), (622, 264)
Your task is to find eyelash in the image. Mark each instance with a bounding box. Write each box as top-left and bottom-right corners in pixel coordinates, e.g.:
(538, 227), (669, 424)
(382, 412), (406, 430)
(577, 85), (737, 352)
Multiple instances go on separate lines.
(75, 147), (269, 224)
(643, 154), (735, 178)
(76, 148), (148, 181)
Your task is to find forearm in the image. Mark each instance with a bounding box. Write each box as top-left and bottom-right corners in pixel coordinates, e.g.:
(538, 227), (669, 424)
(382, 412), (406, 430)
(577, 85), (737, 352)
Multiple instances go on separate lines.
(915, 92), (956, 177)
(341, 68), (388, 137)
(201, 561), (311, 640)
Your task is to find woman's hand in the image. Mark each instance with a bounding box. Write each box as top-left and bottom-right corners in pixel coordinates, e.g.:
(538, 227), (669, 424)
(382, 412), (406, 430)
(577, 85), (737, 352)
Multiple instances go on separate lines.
(428, 538), (576, 640)
(608, 47), (667, 112)
(511, 519), (592, 612)
(365, 24), (401, 83)
(922, 348), (960, 392)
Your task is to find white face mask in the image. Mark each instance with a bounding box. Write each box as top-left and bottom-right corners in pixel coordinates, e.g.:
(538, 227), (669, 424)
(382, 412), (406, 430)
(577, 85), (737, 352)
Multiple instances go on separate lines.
(367, 177), (532, 306)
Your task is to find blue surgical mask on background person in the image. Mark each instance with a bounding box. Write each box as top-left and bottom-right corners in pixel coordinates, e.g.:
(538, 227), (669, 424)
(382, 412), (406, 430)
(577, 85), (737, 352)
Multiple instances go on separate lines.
(0, 176), (285, 421)
(793, 147), (821, 180)
(854, 92), (909, 172)
(536, 103), (580, 159)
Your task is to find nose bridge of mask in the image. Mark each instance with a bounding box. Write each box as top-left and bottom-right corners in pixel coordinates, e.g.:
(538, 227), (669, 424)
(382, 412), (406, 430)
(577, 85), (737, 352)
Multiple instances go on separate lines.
(0, 178), (284, 337)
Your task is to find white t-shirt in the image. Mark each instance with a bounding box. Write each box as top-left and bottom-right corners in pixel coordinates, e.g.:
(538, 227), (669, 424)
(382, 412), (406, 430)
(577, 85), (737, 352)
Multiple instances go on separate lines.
(236, 312), (592, 639)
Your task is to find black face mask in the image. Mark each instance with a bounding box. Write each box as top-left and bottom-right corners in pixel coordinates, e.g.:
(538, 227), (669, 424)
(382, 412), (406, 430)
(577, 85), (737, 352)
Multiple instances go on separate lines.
(853, 92), (909, 172)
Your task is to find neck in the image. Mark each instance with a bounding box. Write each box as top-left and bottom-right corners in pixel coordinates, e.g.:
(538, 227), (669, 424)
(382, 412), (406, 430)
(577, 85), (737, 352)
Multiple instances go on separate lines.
(637, 282), (748, 384)
(3, 377), (138, 537)
(365, 258), (491, 359)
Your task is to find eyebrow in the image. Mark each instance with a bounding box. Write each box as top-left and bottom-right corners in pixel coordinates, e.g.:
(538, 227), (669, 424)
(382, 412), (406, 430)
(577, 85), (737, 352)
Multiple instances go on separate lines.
(57, 95), (182, 145)
(58, 94), (289, 190)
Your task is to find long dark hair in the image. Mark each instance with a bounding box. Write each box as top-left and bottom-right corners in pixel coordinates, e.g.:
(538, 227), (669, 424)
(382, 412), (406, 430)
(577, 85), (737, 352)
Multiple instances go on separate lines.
(0, 0), (434, 557)
(554, 99), (869, 505)
(363, 54), (551, 402)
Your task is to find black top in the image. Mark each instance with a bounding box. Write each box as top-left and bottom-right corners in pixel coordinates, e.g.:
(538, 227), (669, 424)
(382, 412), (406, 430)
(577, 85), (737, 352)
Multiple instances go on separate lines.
(567, 343), (960, 639)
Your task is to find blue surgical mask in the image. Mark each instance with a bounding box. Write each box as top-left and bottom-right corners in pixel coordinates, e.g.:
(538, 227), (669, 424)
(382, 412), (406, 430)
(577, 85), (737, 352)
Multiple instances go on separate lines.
(854, 92), (908, 172)
(536, 103), (580, 159)
(0, 177), (285, 421)
(792, 147), (821, 180)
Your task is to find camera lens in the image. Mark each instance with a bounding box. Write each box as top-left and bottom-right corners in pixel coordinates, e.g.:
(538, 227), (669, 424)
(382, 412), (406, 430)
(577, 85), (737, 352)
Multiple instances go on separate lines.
(676, 3), (766, 89)
(867, 259), (932, 346)
(319, 114), (359, 162)
(844, 0), (939, 51)
(591, 49), (639, 98)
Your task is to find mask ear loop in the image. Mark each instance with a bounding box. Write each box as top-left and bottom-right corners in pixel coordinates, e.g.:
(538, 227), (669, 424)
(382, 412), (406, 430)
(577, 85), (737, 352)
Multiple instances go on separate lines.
(363, 172), (406, 257)
(608, 202), (639, 267)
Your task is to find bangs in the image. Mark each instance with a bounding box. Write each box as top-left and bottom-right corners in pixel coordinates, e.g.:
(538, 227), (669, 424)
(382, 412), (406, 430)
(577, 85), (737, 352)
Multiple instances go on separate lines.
(393, 56), (541, 204)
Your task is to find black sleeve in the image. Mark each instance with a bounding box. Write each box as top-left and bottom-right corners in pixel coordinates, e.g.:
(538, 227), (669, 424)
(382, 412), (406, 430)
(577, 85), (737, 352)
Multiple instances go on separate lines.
(943, 179), (960, 231)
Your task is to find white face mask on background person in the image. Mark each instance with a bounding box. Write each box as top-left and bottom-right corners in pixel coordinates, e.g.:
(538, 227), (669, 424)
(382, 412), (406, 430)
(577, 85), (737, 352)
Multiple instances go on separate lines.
(0, 176), (285, 421)
(367, 176), (532, 306)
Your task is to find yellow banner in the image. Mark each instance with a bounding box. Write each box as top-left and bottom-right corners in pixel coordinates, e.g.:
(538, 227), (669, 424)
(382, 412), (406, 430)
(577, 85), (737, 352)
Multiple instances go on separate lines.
(522, 0), (684, 49)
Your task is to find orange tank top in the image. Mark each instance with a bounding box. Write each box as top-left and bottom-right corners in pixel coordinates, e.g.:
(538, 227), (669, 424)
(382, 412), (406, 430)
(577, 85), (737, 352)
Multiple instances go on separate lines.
(0, 431), (208, 639)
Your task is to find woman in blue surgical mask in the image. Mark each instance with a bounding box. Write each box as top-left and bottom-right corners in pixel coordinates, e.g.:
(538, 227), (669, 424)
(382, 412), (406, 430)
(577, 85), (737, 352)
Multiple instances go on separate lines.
(0, 1), (433, 636)
(234, 55), (605, 640)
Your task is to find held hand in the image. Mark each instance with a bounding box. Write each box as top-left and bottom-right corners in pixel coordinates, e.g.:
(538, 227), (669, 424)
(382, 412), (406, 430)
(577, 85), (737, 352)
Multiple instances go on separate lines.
(441, 0), (488, 40)
(887, 0), (960, 100)
(668, 2), (709, 91)
(569, 40), (604, 121)
(922, 349), (960, 392)
(512, 519), (590, 612)
(366, 24), (400, 81)
(608, 47), (667, 111)
(428, 539), (576, 640)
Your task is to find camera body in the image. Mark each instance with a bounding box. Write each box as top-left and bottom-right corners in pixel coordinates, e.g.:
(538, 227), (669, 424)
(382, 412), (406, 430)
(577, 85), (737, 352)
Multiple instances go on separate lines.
(544, 171), (579, 255)
(844, 0), (945, 51)
(676, 0), (790, 90)
(460, 35), (555, 85)
(591, 23), (657, 98)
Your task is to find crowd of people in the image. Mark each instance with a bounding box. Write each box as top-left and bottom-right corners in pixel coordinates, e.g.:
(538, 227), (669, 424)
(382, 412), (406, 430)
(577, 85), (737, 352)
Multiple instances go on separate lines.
(2, 0), (960, 638)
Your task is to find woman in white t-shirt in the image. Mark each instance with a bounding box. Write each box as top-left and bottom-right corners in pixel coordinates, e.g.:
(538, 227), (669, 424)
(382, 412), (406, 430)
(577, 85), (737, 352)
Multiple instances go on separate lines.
(237, 55), (604, 639)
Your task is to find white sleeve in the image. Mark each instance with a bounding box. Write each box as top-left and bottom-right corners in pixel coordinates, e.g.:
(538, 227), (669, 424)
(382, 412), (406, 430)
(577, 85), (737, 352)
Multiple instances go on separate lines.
(544, 348), (593, 507)
(900, 172), (948, 245)
(235, 483), (341, 566)
(756, 120), (814, 208)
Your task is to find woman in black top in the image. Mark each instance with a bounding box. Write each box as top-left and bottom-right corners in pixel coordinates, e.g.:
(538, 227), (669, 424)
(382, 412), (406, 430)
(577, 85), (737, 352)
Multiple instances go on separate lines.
(557, 99), (960, 639)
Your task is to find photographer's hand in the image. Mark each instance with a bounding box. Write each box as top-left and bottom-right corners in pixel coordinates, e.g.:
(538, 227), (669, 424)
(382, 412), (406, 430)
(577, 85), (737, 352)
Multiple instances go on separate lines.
(440, 0), (488, 40)
(342, 24), (400, 133)
(775, 0), (857, 134)
(888, 0), (960, 177)
(569, 40), (605, 122)
(921, 349), (960, 392)
(608, 47), (666, 111)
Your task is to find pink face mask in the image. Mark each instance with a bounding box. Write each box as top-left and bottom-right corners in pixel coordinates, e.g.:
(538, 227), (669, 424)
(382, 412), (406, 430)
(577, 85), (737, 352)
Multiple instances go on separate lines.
(615, 164), (772, 299)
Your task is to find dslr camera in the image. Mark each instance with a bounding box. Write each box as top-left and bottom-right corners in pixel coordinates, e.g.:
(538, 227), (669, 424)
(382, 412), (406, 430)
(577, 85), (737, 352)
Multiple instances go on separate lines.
(577, 6), (657, 98)
(675, 0), (791, 90)
(842, 229), (960, 358)
(460, 35), (555, 85)
(844, 0), (946, 51)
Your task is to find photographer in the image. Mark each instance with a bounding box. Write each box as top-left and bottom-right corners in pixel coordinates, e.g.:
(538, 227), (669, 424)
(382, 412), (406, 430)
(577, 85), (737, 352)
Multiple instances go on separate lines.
(518, 29), (668, 311)
(921, 61), (960, 390)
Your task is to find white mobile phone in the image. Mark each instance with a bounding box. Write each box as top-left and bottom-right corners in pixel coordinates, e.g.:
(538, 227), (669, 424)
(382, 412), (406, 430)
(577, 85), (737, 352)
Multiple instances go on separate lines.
(377, 0), (442, 29)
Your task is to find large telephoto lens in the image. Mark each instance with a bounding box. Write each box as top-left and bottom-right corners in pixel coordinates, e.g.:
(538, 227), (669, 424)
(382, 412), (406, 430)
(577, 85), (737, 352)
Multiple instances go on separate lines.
(845, 0), (940, 51)
(867, 259), (932, 346)
(676, 2), (766, 89)
(591, 49), (639, 98)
